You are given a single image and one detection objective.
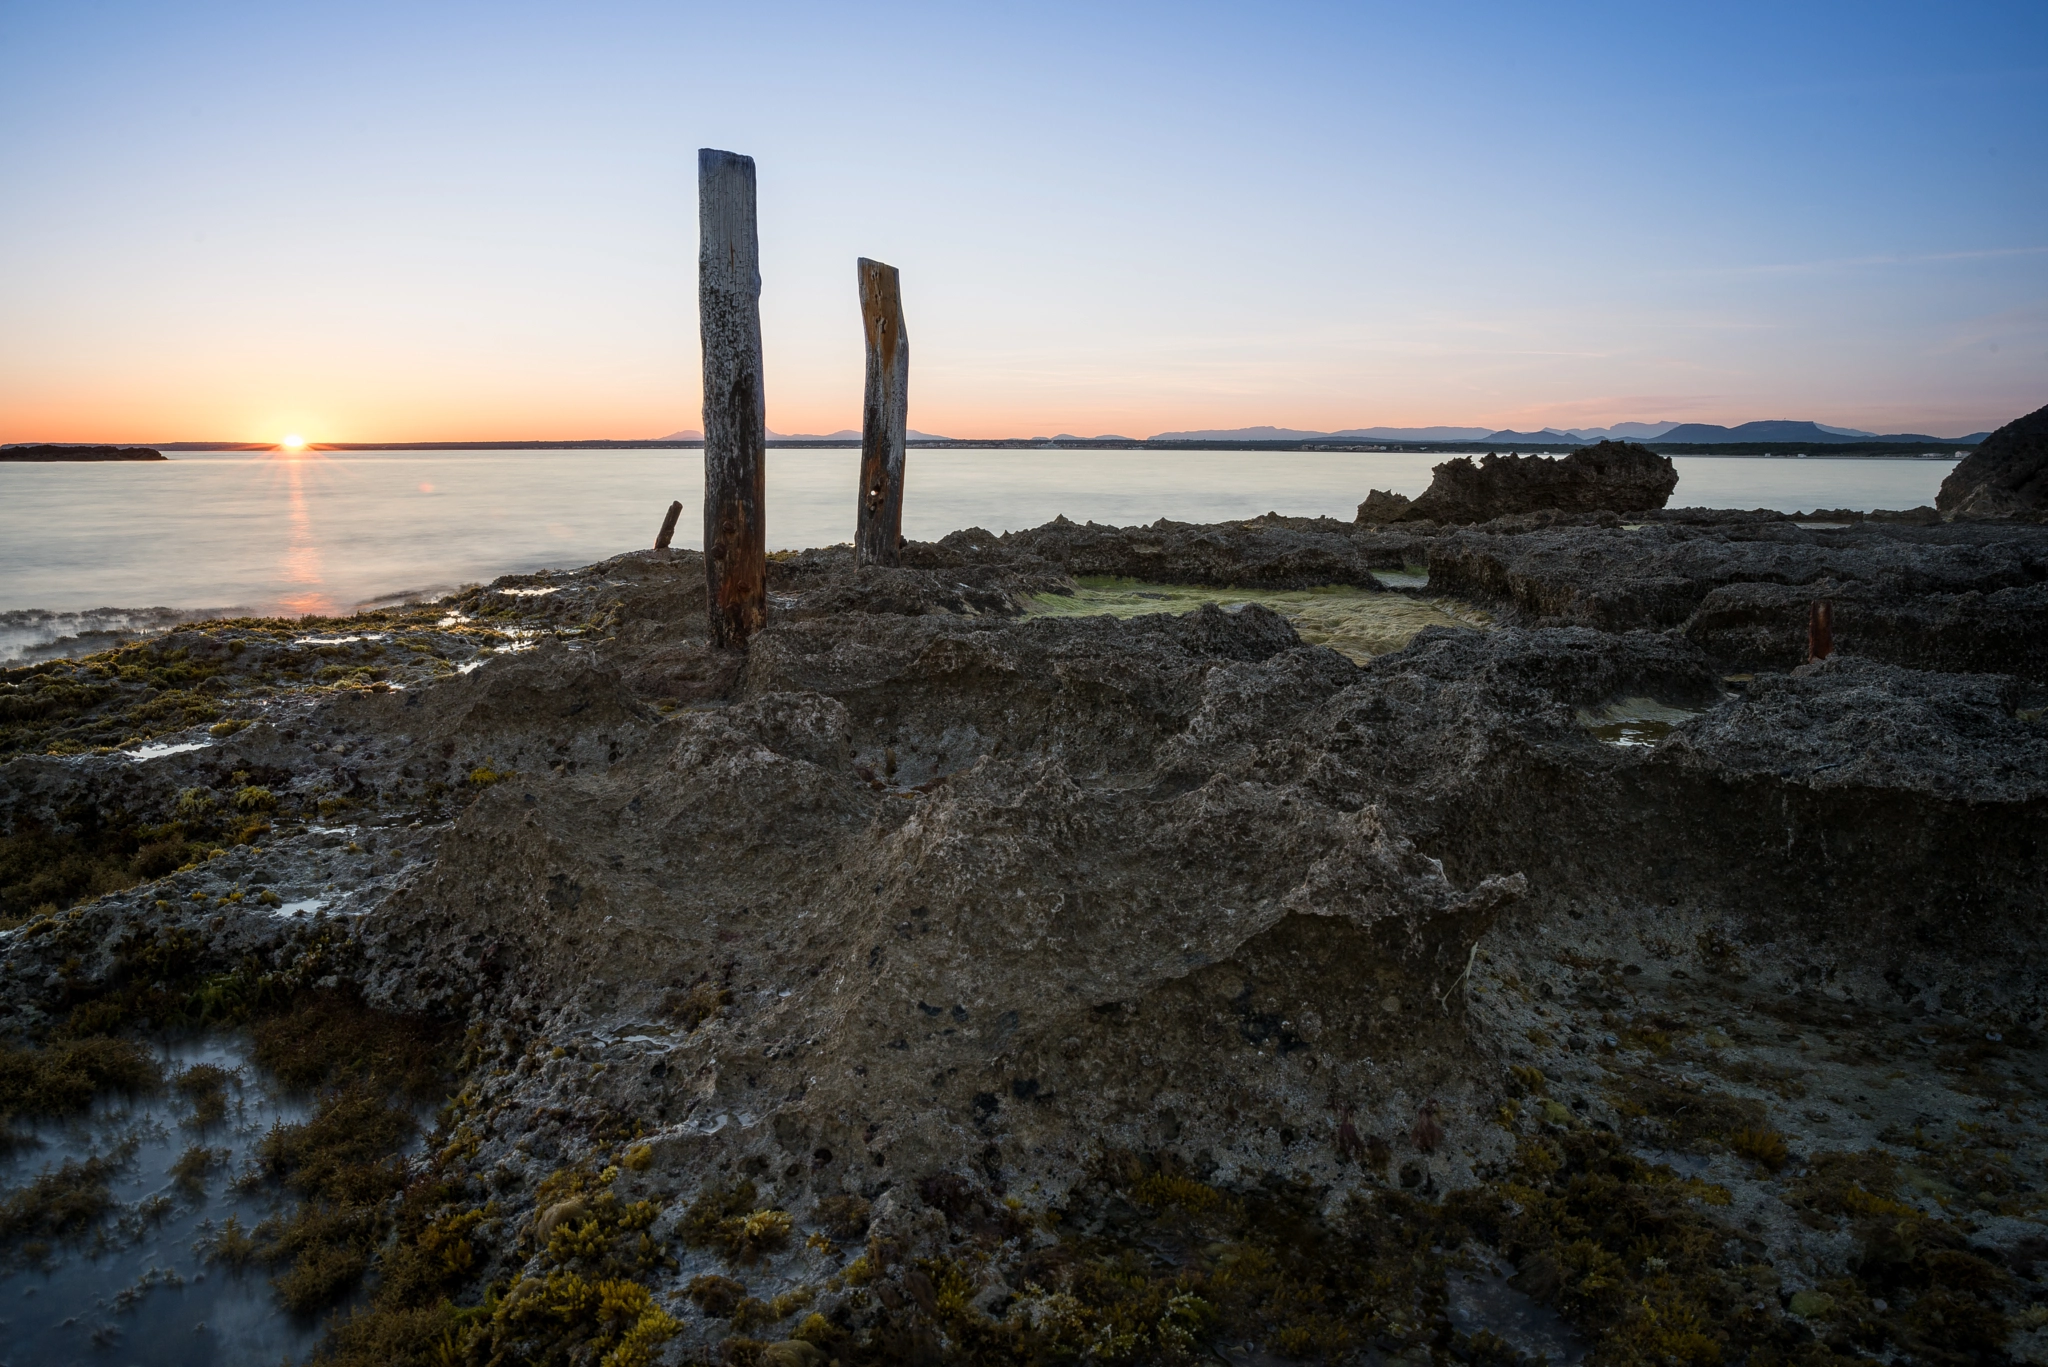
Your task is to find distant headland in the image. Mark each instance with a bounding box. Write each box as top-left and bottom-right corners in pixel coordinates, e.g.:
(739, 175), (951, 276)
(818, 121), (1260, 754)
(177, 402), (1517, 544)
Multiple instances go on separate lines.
(0, 444), (165, 462)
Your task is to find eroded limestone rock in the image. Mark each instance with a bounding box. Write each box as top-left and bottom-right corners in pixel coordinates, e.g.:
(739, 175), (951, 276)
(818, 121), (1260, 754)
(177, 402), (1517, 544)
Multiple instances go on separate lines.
(1363, 441), (1677, 525)
(1938, 400), (2048, 518)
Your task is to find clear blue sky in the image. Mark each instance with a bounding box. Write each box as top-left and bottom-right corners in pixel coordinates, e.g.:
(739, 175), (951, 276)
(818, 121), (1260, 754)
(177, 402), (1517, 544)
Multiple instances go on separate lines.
(1, 0), (2042, 441)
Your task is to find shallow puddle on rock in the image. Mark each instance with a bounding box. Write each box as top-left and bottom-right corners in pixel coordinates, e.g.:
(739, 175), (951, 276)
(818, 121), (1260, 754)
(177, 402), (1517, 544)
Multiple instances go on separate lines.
(1026, 577), (1492, 662)
(0, 1034), (324, 1367)
(1575, 697), (1704, 747)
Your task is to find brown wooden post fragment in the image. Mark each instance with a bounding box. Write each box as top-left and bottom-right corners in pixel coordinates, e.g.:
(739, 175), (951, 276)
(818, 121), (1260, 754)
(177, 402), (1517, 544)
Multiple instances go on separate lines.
(698, 148), (767, 647)
(653, 499), (683, 551)
(1807, 600), (1834, 663)
(855, 257), (908, 567)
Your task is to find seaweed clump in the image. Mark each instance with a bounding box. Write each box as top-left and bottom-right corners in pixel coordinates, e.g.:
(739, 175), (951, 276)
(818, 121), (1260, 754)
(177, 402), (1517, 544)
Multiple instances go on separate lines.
(820, 1155), (1464, 1364)
(182, 991), (465, 1330)
(309, 1150), (681, 1367)
(1773, 1147), (2015, 1362)
(0, 1035), (160, 1125)
(0, 1150), (128, 1254)
(789, 1131), (2001, 1366)
(681, 1179), (795, 1264)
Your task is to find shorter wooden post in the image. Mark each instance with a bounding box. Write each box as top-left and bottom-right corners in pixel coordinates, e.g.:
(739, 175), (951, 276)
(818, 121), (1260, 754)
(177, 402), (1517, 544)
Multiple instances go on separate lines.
(855, 257), (908, 567)
(1807, 601), (1834, 662)
(654, 500), (683, 551)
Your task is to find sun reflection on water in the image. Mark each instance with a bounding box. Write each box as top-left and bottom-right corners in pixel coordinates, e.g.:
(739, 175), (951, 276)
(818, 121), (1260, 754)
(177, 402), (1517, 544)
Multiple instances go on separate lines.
(270, 450), (338, 616)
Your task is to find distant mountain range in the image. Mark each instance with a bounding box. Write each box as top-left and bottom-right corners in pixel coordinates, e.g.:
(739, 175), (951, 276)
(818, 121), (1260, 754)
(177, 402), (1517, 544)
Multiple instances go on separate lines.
(1648, 420), (1989, 444)
(1153, 423), (1683, 443)
(650, 419), (1992, 447)
(1482, 429), (1594, 443)
(1155, 420), (1988, 445)
(1150, 425), (1499, 442)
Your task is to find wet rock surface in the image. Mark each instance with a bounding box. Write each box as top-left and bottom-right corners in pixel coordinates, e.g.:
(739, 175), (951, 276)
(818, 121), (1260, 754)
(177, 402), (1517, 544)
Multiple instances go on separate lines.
(3, 513), (2047, 1365)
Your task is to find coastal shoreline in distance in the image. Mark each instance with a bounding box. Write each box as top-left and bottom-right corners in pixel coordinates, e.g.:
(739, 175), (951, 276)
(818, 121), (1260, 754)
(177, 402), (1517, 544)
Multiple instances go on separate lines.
(0, 444), (165, 462)
(77, 438), (1971, 458)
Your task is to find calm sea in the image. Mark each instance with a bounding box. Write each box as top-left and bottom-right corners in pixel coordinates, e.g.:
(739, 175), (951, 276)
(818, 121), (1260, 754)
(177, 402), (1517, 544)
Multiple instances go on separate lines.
(0, 447), (1956, 658)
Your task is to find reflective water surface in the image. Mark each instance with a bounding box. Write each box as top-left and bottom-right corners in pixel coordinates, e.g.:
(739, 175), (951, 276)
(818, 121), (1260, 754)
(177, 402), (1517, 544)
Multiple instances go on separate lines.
(0, 447), (1955, 659)
(0, 1035), (324, 1367)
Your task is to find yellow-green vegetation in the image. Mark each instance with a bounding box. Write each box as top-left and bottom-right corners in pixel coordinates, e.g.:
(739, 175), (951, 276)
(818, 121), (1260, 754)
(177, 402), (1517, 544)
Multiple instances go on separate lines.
(1024, 577), (1491, 662)
(208, 1212), (262, 1265)
(234, 785), (276, 812)
(0, 638), (227, 756)
(303, 1148), (677, 1367)
(163, 993), (483, 1363)
(0, 593), (599, 919)
(0, 779), (278, 920)
(681, 1179), (794, 1263)
(0, 589), (591, 761)
(1886, 1117), (2046, 1219)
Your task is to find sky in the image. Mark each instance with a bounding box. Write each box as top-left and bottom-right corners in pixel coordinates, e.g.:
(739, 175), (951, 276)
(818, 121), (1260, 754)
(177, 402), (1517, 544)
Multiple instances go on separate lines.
(1, 0), (2043, 444)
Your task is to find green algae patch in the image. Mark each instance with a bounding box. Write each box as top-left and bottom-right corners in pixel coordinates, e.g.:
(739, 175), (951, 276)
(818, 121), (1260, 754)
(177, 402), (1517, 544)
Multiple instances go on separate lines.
(1024, 577), (1492, 662)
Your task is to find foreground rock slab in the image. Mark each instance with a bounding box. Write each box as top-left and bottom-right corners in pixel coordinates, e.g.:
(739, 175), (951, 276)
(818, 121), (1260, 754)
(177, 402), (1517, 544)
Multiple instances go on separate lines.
(3, 515), (2046, 1366)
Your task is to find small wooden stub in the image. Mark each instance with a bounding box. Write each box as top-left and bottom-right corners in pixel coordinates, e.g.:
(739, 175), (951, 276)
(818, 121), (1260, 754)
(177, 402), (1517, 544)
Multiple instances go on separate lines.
(698, 148), (768, 647)
(1807, 600), (1834, 662)
(855, 257), (909, 568)
(653, 500), (684, 551)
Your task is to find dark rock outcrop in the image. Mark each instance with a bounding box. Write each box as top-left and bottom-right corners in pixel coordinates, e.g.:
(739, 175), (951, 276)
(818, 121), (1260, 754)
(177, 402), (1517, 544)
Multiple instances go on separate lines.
(1359, 440), (1676, 525)
(1426, 519), (2048, 679)
(1938, 401), (2048, 517)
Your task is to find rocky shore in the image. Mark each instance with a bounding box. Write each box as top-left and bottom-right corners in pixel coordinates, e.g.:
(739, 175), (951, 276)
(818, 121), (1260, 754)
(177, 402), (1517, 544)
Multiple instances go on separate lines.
(3, 487), (2047, 1365)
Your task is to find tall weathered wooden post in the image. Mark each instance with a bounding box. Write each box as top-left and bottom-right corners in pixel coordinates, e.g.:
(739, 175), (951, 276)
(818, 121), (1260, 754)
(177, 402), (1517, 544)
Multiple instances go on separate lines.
(855, 257), (908, 567)
(699, 148), (767, 646)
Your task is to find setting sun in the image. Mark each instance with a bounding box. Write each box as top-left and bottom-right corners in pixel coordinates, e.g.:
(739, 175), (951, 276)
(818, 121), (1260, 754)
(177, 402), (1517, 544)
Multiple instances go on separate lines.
(279, 433), (306, 451)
